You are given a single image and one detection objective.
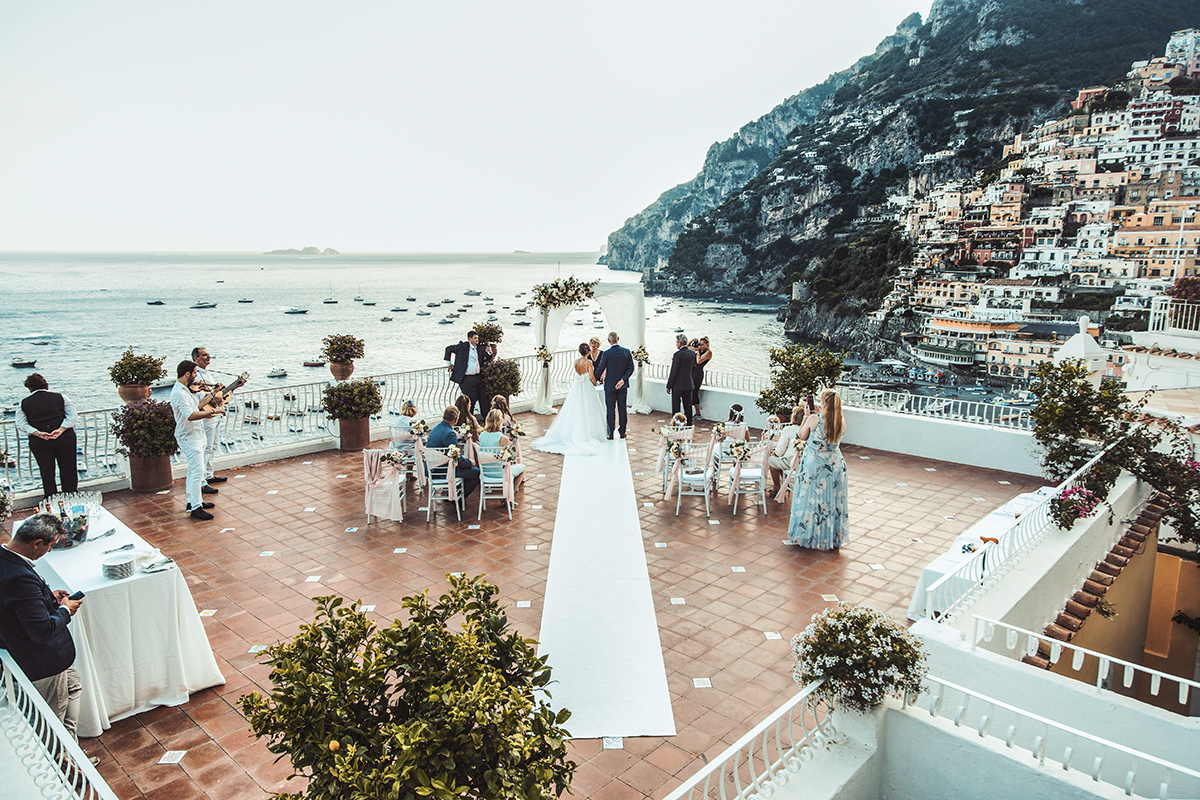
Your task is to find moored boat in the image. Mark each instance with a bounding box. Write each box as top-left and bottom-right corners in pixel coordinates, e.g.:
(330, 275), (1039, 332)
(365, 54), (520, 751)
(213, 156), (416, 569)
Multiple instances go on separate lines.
(380, 316), (394, 322)
(416, 310), (431, 316)
(238, 299), (254, 303)
(303, 360), (326, 367)
(285, 308), (308, 314)
(464, 290), (481, 296)
(147, 300), (165, 306)
(513, 320), (531, 327)
(190, 301), (217, 309)
(12, 357), (36, 368)
(267, 368), (288, 378)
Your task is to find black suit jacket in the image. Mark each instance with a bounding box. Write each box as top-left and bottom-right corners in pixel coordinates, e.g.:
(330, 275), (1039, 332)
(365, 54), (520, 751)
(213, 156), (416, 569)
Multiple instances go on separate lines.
(667, 346), (697, 392)
(0, 546), (75, 681)
(444, 341), (494, 384)
(595, 345), (634, 392)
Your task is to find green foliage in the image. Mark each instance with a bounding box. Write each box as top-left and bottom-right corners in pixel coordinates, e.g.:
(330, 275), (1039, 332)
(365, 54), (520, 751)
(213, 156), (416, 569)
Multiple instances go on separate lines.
(322, 378), (383, 421)
(108, 346), (167, 386)
(802, 226), (911, 309)
(239, 576), (576, 800)
(471, 322), (504, 345)
(481, 359), (521, 402)
(110, 400), (179, 459)
(757, 344), (845, 414)
(320, 334), (366, 363)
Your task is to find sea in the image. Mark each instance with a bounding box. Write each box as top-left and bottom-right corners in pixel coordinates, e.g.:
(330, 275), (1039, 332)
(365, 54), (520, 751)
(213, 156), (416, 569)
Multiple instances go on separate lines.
(0, 251), (790, 412)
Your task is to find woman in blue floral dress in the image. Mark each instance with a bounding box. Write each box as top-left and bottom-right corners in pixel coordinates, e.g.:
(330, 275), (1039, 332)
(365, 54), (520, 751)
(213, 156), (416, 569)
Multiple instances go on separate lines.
(786, 389), (848, 549)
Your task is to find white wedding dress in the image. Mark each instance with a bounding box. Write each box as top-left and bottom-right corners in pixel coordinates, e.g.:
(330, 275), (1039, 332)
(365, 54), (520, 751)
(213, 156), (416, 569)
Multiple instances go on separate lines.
(533, 370), (610, 456)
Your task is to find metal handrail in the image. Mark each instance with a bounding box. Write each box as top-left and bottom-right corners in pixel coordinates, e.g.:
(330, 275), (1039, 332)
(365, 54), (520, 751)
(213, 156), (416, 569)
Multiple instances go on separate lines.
(972, 616), (1200, 707)
(923, 442), (1116, 623)
(0, 650), (117, 800)
(660, 680), (833, 800)
(909, 676), (1200, 798)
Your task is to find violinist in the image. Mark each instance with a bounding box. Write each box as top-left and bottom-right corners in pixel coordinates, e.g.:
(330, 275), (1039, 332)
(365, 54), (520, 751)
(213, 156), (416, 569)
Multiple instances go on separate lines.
(190, 347), (228, 487)
(171, 360), (223, 521)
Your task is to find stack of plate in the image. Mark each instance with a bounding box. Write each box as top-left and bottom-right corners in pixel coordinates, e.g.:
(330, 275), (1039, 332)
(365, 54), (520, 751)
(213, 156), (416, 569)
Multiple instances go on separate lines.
(102, 554), (135, 580)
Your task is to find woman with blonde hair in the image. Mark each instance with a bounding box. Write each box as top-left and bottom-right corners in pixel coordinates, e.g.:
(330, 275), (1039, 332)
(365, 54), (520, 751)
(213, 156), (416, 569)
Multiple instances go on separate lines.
(785, 389), (848, 549)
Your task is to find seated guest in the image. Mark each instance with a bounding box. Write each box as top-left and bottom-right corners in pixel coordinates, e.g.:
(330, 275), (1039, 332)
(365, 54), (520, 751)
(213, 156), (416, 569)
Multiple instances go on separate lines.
(490, 395), (516, 427)
(479, 409), (526, 488)
(769, 406), (806, 495)
(670, 412), (688, 427)
(426, 406), (480, 499)
(454, 395), (480, 441)
(727, 403), (745, 424)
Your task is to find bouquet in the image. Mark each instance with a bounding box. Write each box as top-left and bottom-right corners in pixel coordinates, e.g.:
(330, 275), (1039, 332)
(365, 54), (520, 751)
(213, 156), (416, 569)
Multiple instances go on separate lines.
(410, 419), (430, 436)
(380, 450), (405, 468)
(711, 421), (726, 436)
(445, 445), (462, 462)
(498, 446), (518, 464)
(632, 345), (650, 365)
(535, 346), (553, 364)
(726, 440), (752, 462)
(666, 439), (687, 461)
(455, 424), (474, 441)
(503, 422), (526, 437)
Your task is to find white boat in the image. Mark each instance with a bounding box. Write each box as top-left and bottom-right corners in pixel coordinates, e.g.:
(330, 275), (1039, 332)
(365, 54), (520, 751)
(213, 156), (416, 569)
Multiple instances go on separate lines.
(190, 301), (217, 309)
(284, 308), (308, 314)
(416, 311), (431, 316)
(11, 357), (36, 368)
(380, 316), (394, 322)
(439, 318), (454, 324)
(267, 368), (288, 378)
(390, 307), (408, 312)
(464, 290), (482, 296)
(323, 298), (337, 304)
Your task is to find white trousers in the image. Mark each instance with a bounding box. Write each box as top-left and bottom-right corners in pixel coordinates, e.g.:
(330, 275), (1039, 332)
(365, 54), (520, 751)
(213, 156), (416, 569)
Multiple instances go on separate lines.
(202, 417), (220, 479)
(178, 433), (206, 508)
(32, 666), (82, 741)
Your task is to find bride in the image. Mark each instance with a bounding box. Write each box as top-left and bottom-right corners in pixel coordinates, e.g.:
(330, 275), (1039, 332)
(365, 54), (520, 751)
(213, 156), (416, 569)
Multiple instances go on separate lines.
(532, 343), (609, 456)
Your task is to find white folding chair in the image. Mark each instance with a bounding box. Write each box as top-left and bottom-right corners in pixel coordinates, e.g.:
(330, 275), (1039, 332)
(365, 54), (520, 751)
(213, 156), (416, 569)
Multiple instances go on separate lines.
(666, 440), (717, 517)
(657, 425), (695, 492)
(419, 446), (464, 522)
(388, 429), (421, 485)
(477, 446), (519, 520)
(363, 449), (405, 523)
(762, 419), (786, 441)
(728, 441), (771, 515)
(712, 424), (749, 494)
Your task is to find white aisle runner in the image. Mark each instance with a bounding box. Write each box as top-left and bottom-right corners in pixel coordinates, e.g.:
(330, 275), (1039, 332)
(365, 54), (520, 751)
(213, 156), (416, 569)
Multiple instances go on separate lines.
(536, 441), (677, 739)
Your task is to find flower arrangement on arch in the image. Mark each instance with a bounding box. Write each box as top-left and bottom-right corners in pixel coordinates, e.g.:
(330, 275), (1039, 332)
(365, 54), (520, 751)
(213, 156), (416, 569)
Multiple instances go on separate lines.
(535, 346), (554, 365)
(1049, 485), (1102, 530)
(531, 276), (598, 310)
(792, 603), (927, 713)
(632, 345), (650, 365)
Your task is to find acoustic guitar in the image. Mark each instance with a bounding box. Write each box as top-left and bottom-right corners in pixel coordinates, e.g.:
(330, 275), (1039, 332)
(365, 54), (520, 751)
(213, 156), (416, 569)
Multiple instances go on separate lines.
(198, 372), (249, 411)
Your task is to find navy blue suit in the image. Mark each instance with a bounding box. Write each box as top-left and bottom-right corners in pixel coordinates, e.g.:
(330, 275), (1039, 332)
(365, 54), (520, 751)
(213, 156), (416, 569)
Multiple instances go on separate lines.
(0, 546), (76, 682)
(595, 344), (635, 437)
(426, 420), (480, 498)
(667, 345), (697, 424)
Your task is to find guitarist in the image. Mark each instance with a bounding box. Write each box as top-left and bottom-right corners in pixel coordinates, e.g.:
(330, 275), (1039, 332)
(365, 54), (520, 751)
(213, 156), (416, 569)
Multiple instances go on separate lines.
(190, 347), (230, 488)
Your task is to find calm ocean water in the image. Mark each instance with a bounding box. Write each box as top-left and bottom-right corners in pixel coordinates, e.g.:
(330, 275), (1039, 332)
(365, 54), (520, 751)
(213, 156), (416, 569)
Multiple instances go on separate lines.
(0, 251), (788, 412)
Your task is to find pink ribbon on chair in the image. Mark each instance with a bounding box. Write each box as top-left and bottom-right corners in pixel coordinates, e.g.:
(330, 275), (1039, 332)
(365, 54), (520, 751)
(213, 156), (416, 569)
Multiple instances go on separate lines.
(476, 449), (515, 502)
(363, 449), (403, 522)
(413, 438), (428, 494)
(664, 456), (684, 501)
(774, 447), (803, 503)
(422, 447), (458, 488)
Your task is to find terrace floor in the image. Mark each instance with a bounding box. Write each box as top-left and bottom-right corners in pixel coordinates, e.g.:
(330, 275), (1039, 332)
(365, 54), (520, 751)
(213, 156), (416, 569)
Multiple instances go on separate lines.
(72, 411), (1045, 800)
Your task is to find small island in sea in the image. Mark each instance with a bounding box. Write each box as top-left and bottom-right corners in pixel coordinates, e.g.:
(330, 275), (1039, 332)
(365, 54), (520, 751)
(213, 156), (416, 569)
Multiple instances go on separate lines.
(264, 246), (340, 255)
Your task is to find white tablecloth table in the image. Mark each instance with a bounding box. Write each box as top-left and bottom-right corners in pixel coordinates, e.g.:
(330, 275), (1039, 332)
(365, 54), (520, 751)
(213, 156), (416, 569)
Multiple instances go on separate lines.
(32, 507), (225, 737)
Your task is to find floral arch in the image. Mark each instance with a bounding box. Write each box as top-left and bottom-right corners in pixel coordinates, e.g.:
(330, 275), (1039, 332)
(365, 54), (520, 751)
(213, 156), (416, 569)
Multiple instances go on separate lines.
(530, 276), (649, 415)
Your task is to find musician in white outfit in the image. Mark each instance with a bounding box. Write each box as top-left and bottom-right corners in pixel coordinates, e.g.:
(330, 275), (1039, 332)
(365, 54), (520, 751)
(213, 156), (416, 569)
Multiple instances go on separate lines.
(171, 360), (223, 520)
(191, 347), (227, 487)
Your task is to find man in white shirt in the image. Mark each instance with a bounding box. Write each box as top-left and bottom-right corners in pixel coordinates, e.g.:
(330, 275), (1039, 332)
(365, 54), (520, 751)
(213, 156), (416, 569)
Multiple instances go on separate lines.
(190, 347), (227, 488)
(170, 360), (223, 520)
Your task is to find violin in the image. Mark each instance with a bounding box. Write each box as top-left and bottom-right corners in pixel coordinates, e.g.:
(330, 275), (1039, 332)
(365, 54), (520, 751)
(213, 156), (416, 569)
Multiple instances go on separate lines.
(198, 372), (249, 411)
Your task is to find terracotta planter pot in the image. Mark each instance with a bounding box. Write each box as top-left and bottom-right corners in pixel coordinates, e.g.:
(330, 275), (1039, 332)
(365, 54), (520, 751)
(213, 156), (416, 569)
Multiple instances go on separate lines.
(329, 361), (355, 381)
(128, 454), (173, 493)
(118, 385), (153, 405)
(338, 417), (370, 451)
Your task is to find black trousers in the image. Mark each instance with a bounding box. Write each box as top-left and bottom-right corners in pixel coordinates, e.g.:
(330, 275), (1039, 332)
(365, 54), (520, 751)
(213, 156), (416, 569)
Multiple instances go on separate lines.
(458, 374), (491, 420)
(671, 390), (695, 425)
(28, 428), (78, 498)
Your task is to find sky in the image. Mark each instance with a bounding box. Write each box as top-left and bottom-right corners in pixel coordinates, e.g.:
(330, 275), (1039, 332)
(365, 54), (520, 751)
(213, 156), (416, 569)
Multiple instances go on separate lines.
(0, 1), (931, 253)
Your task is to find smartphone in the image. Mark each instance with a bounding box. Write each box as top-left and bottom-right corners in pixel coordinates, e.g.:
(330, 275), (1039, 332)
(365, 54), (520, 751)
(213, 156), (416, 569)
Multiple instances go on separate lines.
(806, 394), (816, 413)
(68, 590), (85, 601)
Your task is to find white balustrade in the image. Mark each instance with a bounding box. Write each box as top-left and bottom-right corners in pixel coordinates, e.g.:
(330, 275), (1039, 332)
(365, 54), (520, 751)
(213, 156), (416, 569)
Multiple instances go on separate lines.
(661, 680), (832, 800)
(1149, 296), (1200, 335)
(0, 651), (117, 800)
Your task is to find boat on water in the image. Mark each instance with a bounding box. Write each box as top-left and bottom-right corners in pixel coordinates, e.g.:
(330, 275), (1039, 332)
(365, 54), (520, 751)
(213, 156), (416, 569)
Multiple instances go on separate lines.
(323, 298), (338, 304)
(488, 315), (499, 322)
(354, 295), (364, 302)
(12, 358), (36, 368)
(574, 320), (584, 325)
(285, 308), (308, 314)
(32, 341), (49, 346)
(406, 296), (417, 301)
(147, 300), (165, 306)
(380, 316), (393, 322)
(426, 302), (441, 308)
(513, 308), (527, 316)
(446, 312), (461, 318)
(442, 298), (454, 303)
(514, 320), (531, 327)
(238, 299), (254, 303)
(464, 290), (481, 296)
(363, 301), (376, 306)
(190, 301), (217, 309)
(267, 368), (288, 378)
(438, 318), (454, 324)
(303, 360), (326, 367)
(674, 327), (685, 333)
(416, 310), (431, 316)
(150, 378), (174, 390)
(390, 307), (408, 312)
(483, 296), (494, 301)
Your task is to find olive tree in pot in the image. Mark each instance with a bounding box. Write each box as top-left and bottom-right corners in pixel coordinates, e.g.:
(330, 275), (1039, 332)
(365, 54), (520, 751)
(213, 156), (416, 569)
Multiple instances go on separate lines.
(481, 358), (521, 413)
(322, 378), (382, 451)
(239, 574), (576, 800)
(111, 400), (179, 492)
(109, 347), (167, 405)
(756, 343), (845, 416)
(320, 334), (366, 381)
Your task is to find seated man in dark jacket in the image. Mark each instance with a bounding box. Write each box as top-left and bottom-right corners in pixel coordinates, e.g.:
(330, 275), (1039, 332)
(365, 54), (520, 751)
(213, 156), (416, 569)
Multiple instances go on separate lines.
(0, 514), (84, 739)
(426, 405), (480, 499)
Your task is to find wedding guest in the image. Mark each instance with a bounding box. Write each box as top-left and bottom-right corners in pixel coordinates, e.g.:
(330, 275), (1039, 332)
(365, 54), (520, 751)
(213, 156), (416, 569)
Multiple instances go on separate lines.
(666, 333), (696, 425)
(670, 412), (688, 427)
(15, 374), (79, 499)
(479, 409), (525, 490)
(727, 403), (745, 424)
(691, 337), (712, 420)
(769, 406), (806, 496)
(390, 400), (418, 450)
(786, 389), (848, 549)
(444, 331), (494, 420)
(0, 515), (85, 742)
(490, 395), (515, 427)
(454, 395), (481, 441)
(427, 406), (480, 499)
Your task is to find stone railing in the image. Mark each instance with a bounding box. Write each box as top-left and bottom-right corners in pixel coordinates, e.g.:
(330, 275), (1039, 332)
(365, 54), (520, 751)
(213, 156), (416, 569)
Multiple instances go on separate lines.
(0, 350), (580, 496)
(660, 680), (833, 800)
(0, 650), (117, 800)
(922, 444), (1114, 623)
(972, 615), (1200, 708)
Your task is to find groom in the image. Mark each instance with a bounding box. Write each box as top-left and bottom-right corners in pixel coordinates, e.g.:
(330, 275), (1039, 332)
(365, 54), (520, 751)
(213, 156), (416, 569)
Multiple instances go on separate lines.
(594, 331), (634, 439)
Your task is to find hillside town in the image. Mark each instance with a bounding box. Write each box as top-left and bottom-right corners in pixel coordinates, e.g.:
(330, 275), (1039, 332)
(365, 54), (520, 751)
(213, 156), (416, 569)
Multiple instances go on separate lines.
(883, 28), (1200, 387)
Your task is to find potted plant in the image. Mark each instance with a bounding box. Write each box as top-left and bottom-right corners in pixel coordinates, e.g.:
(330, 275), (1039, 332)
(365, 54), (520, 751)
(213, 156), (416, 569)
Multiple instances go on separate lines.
(320, 334), (365, 381)
(791, 603), (927, 713)
(239, 575), (576, 800)
(481, 358), (521, 408)
(756, 343), (845, 414)
(108, 346), (167, 405)
(322, 378), (382, 451)
(110, 400), (179, 492)
(470, 321), (504, 347)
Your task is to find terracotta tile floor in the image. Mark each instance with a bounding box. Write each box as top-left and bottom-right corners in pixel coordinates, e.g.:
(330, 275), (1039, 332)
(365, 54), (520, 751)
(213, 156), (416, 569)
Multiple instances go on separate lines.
(74, 412), (1045, 799)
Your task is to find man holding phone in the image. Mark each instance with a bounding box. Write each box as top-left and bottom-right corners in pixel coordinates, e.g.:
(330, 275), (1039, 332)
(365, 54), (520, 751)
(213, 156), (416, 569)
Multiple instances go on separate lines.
(0, 514), (86, 740)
